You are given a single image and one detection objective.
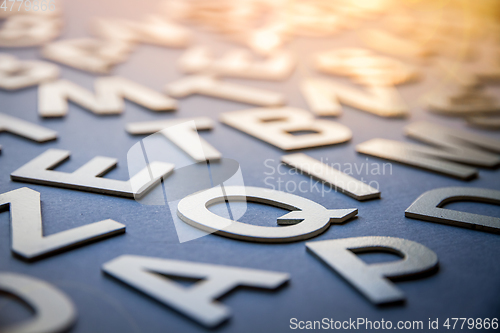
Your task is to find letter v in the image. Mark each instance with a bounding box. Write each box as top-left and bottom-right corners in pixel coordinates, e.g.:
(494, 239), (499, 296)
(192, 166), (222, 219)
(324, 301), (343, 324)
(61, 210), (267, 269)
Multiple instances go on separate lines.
(0, 187), (125, 260)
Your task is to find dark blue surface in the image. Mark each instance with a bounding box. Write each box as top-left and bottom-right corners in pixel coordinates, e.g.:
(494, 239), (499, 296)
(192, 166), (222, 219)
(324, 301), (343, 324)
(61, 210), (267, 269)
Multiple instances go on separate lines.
(1, 1), (500, 332)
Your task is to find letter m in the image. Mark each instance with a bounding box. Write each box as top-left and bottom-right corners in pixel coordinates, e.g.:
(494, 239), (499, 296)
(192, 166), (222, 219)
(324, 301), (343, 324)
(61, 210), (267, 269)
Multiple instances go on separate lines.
(38, 77), (176, 117)
(356, 122), (500, 180)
